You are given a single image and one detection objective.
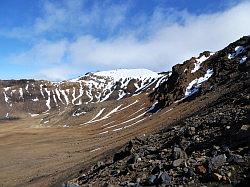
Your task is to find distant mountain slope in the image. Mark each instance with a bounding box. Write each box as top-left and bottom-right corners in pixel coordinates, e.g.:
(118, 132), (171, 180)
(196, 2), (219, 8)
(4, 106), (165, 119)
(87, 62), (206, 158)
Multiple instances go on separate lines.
(0, 69), (168, 118)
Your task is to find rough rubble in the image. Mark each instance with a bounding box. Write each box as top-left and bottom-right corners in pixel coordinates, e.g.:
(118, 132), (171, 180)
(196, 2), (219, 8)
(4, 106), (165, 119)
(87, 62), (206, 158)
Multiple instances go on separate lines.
(67, 83), (249, 186)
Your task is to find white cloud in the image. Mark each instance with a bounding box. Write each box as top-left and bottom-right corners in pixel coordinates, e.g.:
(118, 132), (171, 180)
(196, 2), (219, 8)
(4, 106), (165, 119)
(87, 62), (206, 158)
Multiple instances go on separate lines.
(4, 1), (250, 80)
(0, 0), (130, 39)
(8, 40), (68, 66)
(36, 65), (75, 81)
(66, 1), (250, 73)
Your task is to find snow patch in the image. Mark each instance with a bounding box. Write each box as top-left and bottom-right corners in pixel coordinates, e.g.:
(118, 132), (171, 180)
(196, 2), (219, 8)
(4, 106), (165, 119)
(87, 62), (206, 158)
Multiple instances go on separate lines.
(52, 90), (58, 106)
(29, 113), (39, 117)
(191, 54), (212, 73)
(4, 87), (11, 91)
(160, 108), (173, 116)
(72, 109), (87, 117)
(112, 127), (123, 132)
(105, 111), (146, 130)
(99, 131), (109, 135)
(55, 88), (64, 104)
(240, 56), (247, 64)
(228, 46), (245, 59)
(118, 100), (138, 111)
(101, 121), (115, 127)
(44, 88), (51, 111)
(3, 92), (10, 103)
(60, 89), (69, 105)
(185, 69), (214, 97)
(93, 69), (159, 82)
(40, 85), (45, 98)
(147, 101), (159, 113)
(83, 108), (105, 124)
(32, 97), (39, 102)
(25, 84), (29, 92)
(90, 147), (101, 152)
(124, 118), (146, 129)
(154, 76), (167, 90)
(118, 90), (126, 100)
(19, 88), (24, 99)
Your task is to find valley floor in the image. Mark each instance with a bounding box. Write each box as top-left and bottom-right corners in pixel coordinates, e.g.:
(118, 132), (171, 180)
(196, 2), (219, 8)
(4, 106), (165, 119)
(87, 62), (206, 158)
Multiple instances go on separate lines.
(0, 114), (167, 187)
(0, 82), (248, 187)
(0, 121), (99, 187)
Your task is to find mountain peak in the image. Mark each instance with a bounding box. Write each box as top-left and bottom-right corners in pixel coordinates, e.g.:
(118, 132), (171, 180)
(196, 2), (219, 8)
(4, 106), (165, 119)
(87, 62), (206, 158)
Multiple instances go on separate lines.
(69, 68), (160, 83)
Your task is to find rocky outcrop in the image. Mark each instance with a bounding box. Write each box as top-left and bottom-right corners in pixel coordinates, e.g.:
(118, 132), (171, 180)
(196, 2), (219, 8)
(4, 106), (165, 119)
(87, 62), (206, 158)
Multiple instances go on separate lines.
(68, 81), (249, 186)
(65, 36), (250, 186)
(150, 36), (249, 108)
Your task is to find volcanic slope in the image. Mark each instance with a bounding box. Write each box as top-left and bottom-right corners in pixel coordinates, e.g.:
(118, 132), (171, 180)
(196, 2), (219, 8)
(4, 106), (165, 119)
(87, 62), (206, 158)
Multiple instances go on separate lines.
(67, 36), (250, 186)
(0, 36), (249, 187)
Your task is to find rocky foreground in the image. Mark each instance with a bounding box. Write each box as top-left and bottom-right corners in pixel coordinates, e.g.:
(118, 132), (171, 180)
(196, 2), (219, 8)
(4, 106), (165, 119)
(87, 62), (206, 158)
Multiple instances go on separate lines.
(66, 83), (249, 186)
(66, 53), (250, 186)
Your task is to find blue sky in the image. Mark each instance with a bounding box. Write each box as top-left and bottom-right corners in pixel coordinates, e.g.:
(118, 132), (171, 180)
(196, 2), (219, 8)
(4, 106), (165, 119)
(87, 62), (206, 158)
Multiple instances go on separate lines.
(0, 0), (249, 80)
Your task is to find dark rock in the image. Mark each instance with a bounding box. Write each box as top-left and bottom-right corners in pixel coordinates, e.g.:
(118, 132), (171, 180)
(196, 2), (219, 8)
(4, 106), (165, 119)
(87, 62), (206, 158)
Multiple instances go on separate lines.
(212, 172), (223, 181)
(186, 127), (196, 136)
(221, 145), (230, 154)
(187, 168), (196, 178)
(113, 141), (133, 162)
(209, 154), (227, 171)
(119, 181), (129, 186)
(196, 165), (207, 174)
(173, 159), (185, 167)
(187, 158), (197, 166)
(180, 139), (191, 150)
(112, 169), (120, 176)
(147, 175), (157, 185)
(127, 157), (136, 165)
(127, 153), (140, 164)
(128, 164), (135, 171)
(173, 146), (186, 159)
(183, 167), (189, 173)
(151, 165), (161, 174)
(173, 147), (182, 159)
(146, 146), (157, 153)
(97, 161), (105, 168)
(158, 171), (171, 184)
(228, 153), (245, 164)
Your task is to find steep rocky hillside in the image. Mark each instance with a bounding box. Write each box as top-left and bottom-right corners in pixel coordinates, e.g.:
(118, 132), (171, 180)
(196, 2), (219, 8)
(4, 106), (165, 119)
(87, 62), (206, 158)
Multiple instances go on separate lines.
(151, 36), (249, 109)
(0, 36), (249, 187)
(65, 36), (250, 186)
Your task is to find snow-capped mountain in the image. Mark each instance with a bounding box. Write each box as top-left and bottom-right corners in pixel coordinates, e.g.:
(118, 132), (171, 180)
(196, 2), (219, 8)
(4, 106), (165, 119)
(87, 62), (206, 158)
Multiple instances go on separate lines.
(0, 69), (168, 116)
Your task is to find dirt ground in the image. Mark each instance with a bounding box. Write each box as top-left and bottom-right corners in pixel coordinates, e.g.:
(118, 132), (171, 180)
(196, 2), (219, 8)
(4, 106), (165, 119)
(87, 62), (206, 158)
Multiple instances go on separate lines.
(0, 117), (154, 187)
(0, 87), (228, 187)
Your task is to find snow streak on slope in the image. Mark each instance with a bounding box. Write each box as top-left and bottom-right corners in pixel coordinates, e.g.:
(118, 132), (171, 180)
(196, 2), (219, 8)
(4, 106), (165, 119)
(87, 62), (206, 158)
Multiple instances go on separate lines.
(0, 69), (165, 116)
(83, 108), (106, 125)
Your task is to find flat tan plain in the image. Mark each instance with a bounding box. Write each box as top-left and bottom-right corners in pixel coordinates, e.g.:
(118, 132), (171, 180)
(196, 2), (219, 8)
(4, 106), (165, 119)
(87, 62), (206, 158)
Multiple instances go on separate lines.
(0, 88), (226, 187)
